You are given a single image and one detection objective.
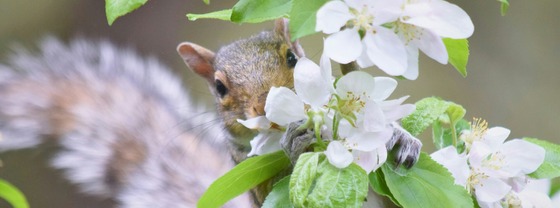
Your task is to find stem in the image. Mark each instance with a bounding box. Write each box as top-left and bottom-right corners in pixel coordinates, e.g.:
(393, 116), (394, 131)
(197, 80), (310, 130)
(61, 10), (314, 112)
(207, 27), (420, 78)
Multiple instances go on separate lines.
(451, 123), (458, 147)
(340, 61), (359, 75)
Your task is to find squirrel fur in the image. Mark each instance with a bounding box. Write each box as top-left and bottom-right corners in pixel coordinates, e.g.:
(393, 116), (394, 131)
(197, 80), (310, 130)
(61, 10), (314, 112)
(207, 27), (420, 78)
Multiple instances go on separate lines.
(0, 19), (417, 207)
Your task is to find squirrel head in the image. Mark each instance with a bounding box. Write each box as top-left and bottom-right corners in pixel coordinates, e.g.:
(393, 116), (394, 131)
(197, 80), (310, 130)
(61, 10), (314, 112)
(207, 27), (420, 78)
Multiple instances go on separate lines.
(177, 19), (305, 147)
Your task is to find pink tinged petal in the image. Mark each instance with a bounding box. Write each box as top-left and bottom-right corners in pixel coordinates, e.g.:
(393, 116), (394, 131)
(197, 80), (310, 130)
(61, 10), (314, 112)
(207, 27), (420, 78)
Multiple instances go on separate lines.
(346, 127), (393, 151)
(371, 77), (398, 101)
(402, 45), (419, 80)
(412, 29), (448, 64)
(325, 28), (363, 64)
(363, 27), (407, 76)
(518, 190), (553, 208)
(474, 177), (511, 203)
(502, 139), (546, 175)
(316, 1), (353, 34)
(247, 132), (283, 156)
(353, 148), (388, 173)
(468, 141), (493, 169)
(403, 0), (474, 39)
(335, 71), (376, 100)
(431, 146), (469, 186)
(325, 141), (354, 169)
(294, 57), (331, 108)
(319, 51), (335, 93)
(237, 116), (271, 130)
(363, 101), (386, 132)
(482, 127), (511, 150)
(264, 87), (306, 126)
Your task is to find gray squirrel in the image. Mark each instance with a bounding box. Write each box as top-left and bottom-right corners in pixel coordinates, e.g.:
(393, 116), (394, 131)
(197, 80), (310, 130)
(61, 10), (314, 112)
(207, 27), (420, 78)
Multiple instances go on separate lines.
(0, 19), (419, 207)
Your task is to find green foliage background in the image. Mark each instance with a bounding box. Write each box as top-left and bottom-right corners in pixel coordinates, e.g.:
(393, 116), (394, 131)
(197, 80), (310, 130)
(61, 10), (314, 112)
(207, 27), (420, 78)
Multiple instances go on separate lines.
(0, 0), (559, 207)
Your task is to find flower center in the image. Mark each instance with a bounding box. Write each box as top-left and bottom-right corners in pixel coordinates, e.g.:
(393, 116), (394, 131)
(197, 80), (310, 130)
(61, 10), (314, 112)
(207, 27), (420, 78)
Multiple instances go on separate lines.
(461, 118), (488, 151)
(338, 91), (368, 120)
(482, 152), (506, 171)
(466, 168), (489, 194)
(395, 20), (424, 45)
(349, 5), (374, 31)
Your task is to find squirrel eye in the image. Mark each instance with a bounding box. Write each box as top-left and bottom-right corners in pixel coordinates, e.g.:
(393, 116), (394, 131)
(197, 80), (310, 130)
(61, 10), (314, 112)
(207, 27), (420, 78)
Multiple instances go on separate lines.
(215, 79), (228, 98)
(286, 49), (297, 68)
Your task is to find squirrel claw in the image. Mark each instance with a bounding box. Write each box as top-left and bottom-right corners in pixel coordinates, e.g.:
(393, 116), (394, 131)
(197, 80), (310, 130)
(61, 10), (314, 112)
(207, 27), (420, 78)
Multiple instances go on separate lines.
(280, 121), (315, 166)
(388, 122), (422, 169)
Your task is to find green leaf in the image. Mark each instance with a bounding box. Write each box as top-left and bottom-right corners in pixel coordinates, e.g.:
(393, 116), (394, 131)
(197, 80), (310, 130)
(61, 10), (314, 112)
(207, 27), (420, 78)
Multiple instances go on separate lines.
(203, 0), (210, 5)
(443, 38), (469, 77)
(289, 152), (320, 207)
(382, 153), (473, 208)
(0, 178), (29, 208)
(105, 0), (148, 25)
(231, 0), (292, 23)
(187, 9), (233, 21)
(307, 161), (368, 207)
(288, 0), (328, 41)
(369, 170), (400, 206)
(402, 97), (450, 136)
(498, 0), (510, 16)
(263, 176), (293, 208)
(198, 151), (290, 208)
(432, 119), (470, 150)
(524, 138), (560, 179)
(446, 103), (466, 127)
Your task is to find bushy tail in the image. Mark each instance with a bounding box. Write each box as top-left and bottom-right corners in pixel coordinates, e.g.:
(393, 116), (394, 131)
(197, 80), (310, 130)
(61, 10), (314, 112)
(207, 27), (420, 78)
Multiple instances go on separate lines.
(0, 38), (248, 207)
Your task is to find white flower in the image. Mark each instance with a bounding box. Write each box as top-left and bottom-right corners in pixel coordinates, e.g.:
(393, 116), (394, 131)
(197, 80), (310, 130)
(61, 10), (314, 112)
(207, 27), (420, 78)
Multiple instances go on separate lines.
(316, 0), (407, 76)
(237, 116), (283, 156)
(265, 55), (333, 126)
(242, 54), (334, 156)
(431, 123), (546, 208)
(395, 0), (474, 79)
(324, 71), (414, 172)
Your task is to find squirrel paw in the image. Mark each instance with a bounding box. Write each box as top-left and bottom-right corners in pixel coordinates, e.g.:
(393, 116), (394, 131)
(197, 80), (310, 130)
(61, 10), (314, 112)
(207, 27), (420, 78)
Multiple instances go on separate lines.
(387, 122), (423, 169)
(280, 121), (315, 166)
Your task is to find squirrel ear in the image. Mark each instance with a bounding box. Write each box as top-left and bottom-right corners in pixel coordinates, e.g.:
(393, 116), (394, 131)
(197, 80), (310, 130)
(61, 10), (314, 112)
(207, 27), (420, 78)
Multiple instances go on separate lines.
(177, 42), (216, 82)
(274, 18), (306, 58)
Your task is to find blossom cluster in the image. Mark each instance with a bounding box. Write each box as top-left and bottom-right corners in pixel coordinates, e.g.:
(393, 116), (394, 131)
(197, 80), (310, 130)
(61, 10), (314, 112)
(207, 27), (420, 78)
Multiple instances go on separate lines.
(239, 52), (414, 173)
(316, 0), (474, 80)
(431, 119), (549, 207)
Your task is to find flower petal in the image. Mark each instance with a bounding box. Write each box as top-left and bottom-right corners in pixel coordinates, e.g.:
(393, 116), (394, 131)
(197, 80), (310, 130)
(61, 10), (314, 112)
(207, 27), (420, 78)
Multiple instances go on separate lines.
(264, 87), (306, 126)
(247, 131), (283, 156)
(294, 57), (331, 108)
(384, 103), (415, 122)
(371, 76), (398, 101)
(482, 127), (511, 150)
(237, 116), (271, 130)
(363, 27), (407, 76)
(324, 28), (363, 64)
(363, 101), (386, 132)
(413, 29), (448, 64)
(316, 1), (353, 34)
(319, 51), (336, 93)
(346, 127), (393, 151)
(502, 139), (546, 175)
(335, 71), (376, 100)
(353, 148), (388, 173)
(431, 146), (469, 186)
(402, 45), (420, 80)
(325, 141), (354, 169)
(474, 177), (511, 203)
(403, 0), (474, 39)
(518, 190), (553, 208)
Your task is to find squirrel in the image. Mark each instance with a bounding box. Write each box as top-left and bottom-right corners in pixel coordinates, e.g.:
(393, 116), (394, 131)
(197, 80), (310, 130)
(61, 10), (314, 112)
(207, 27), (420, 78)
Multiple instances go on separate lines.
(0, 19), (420, 207)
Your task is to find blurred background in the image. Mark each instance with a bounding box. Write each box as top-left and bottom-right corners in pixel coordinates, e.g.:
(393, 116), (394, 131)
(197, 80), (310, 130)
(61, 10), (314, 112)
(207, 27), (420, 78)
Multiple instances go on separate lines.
(0, 0), (558, 207)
